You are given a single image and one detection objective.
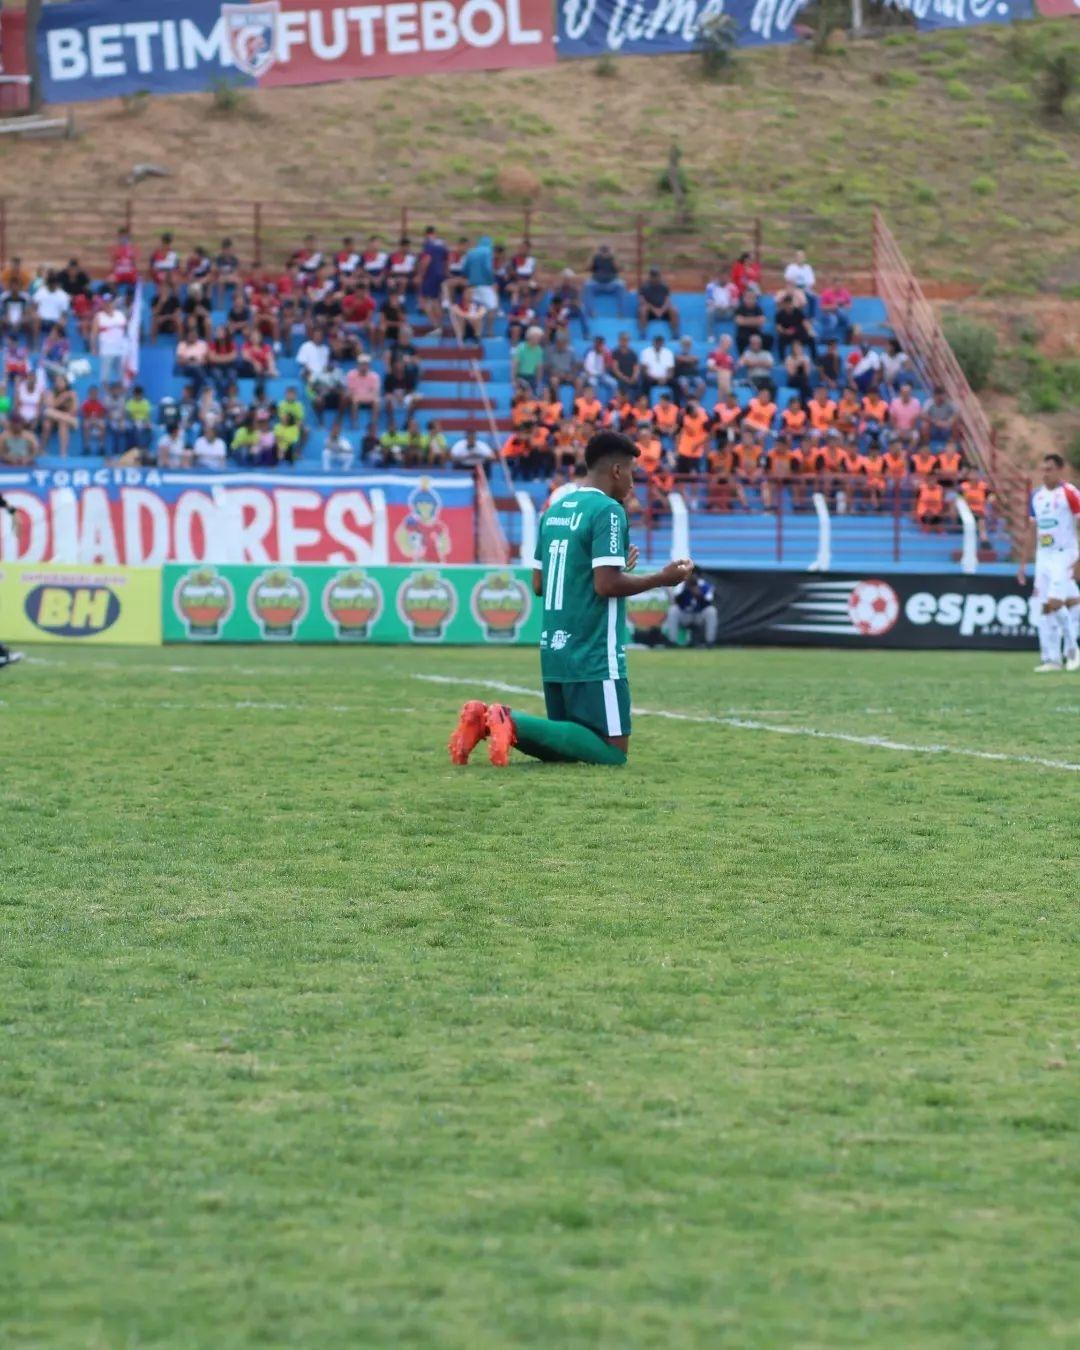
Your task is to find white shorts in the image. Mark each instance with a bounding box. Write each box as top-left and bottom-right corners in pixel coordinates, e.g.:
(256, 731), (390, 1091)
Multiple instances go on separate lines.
(1034, 554), (1080, 604)
(472, 285), (498, 311)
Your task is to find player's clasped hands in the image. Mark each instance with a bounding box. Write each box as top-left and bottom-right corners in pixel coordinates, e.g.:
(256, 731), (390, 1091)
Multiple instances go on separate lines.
(660, 559), (695, 587)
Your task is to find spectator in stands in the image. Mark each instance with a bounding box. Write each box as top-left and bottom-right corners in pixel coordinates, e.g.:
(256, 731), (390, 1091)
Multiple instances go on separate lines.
(15, 367), (46, 431)
(783, 249), (817, 315)
(362, 235), (389, 290)
(150, 282), (182, 342)
(1, 256), (30, 297)
(707, 333), (735, 396)
(784, 339), (814, 401)
(297, 325), (330, 388)
(157, 421), (189, 469)
(640, 334), (675, 399)
(673, 337), (706, 406)
(609, 332), (640, 401)
(277, 386), (307, 451)
(214, 238), (241, 308)
(509, 242), (537, 290)
(450, 428), (494, 470)
(102, 382), (128, 458)
(675, 398), (710, 472)
(110, 228), (139, 297)
(40, 324), (70, 380)
(176, 322), (209, 393)
(321, 418), (354, 471)
(416, 227), (449, 330)
(194, 424), (228, 471)
(389, 237), (417, 293)
(935, 441), (963, 489)
(186, 246), (213, 289)
(774, 290), (817, 360)
(346, 353), (381, 430)
(819, 339), (843, 391)
(506, 283), (538, 347)
(582, 335), (615, 403)
(140, 230), (169, 282)
(92, 294), (128, 388)
(960, 476), (992, 546)
(80, 385), (106, 454)
(450, 285), (486, 343)
(730, 251), (761, 298)
(637, 267), (680, 338)
(238, 327), (278, 393)
(880, 338), (910, 396)
(817, 281), (852, 342)
(733, 285), (768, 354)
(888, 382), (922, 439)
(206, 325), (238, 393)
(0, 413), (39, 465)
(181, 283), (211, 341)
(383, 354), (420, 429)
(31, 274), (70, 347)
(922, 386), (957, 447)
(547, 329), (580, 394)
(463, 235), (498, 335)
(665, 573), (719, 647)
(705, 270), (737, 339)
(512, 326), (546, 394)
(272, 411), (301, 464)
(292, 233), (324, 281)
(584, 244), (627, 317)
(736, 334), (774, 393)
(225, 290), (253, 341)
(849, 337), (882, 394)
(915, 478), (947, 527)
(549, 270), (589, 339)
(125, 385), (153, 456)
(341, 280), (377, 349)
(41, 373), (78, 457)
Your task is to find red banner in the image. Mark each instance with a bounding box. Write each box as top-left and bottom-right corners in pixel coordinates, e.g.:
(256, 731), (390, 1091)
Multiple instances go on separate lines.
(257, 0), (554, 86)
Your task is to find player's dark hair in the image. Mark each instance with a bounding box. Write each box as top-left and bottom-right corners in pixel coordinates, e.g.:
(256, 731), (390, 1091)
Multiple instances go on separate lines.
(1044, 453), (1065, 468)
(585, 431), (639, 470)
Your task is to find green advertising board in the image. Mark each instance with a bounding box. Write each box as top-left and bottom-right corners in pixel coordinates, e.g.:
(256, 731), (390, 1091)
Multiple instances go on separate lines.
(162, 564), (544, 645)
(162, 563), (675, 646)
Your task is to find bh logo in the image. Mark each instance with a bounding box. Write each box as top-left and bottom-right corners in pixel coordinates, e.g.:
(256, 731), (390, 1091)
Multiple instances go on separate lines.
(24, 583), (121, 637)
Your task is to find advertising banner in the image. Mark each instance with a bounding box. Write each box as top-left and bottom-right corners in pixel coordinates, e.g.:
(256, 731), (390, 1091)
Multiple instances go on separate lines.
(37, 0), (554, 104)
(0, 468), (475, 567)
(162, 562), (545, 643)
(556, 0), (1038, 59)
(694, 570), (1040, 650)
(0, 562), (161, 644)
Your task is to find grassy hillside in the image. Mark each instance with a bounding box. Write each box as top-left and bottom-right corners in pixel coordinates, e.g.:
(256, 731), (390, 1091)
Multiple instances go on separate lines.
(2, 18), (1078, 286)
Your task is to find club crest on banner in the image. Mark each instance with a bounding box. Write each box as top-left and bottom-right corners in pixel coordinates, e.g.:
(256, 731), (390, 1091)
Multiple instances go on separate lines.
(222, 2), (280, 78)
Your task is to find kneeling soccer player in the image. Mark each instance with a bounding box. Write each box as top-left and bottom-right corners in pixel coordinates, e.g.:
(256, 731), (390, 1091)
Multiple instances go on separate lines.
(449, 430), (693, 767)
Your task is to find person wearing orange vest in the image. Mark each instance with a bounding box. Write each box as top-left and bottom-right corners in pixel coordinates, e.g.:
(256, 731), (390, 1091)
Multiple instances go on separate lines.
(744, 391), (778, 437)
(808, 387), (837, 439)
(916, 478), (946, 526)
(960, 476), (993, 545)
(634, 423), (665, 477)
(911, 446), (938, 481)
(675, 399), (711, 473)
(574, 392), (603, 425)
(835, 389), (860, 436)
(712, 392), (743, 444)
(860, 391), (889, 434)
(707, 440), (745, 511)
(554, 419), (578, 470)
(762, 434), (798, 511)
(861, 444), (888, 509)
(653, 392), (680, 447)
(884, 445), (907, 482)
(781, 398), (808, 446)
(502, 427), (531, 479)
(935, 441), (964, 487)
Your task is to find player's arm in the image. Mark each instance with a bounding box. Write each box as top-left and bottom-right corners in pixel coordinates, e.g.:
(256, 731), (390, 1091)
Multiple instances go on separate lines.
(531, 568), (542, 596)
(595, 559), (693, 598)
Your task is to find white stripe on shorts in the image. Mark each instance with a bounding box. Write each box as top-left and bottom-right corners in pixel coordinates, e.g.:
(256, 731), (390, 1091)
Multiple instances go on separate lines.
(602, 679), (622, 736)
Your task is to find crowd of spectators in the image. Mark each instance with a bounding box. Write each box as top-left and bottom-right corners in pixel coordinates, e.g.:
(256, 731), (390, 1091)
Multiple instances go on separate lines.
(0, 227), (993, 539)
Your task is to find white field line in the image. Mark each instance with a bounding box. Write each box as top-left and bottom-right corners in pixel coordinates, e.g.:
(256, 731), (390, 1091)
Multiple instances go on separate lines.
(414, 674), (1080, 775)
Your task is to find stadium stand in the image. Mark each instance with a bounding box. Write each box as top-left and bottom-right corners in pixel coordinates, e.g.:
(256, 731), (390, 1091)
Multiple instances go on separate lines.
(0, 232), (1012, 570)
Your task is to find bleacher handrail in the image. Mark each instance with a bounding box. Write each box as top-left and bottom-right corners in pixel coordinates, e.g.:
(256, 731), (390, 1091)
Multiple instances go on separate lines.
(872, 210), (1026, 553)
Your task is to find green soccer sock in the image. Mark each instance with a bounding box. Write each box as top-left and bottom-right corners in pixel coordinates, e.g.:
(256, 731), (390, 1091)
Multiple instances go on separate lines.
(510, 711), (627, 766)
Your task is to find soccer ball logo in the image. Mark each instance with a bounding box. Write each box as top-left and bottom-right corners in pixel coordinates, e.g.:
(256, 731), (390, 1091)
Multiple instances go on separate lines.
(847, 579), (900, 637)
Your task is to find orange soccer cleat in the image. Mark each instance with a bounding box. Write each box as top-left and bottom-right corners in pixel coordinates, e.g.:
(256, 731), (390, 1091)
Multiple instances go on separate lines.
(448, 700), (489, 765)
(486, 703), (516, 768)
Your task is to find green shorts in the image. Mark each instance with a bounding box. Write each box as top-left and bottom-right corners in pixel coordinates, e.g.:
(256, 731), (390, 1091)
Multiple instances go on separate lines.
(544, 679), (632, 739)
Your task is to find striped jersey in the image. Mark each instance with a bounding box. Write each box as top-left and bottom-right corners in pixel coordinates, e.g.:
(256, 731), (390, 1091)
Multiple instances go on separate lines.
(530, 486), (629, 682)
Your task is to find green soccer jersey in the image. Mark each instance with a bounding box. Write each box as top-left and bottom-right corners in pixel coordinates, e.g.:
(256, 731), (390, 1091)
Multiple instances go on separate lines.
(529, 486), (629, 682)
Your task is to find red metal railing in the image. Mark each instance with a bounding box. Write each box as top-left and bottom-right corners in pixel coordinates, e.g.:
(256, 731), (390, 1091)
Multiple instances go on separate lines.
(637, 472), (1000, 568)
(872, 210), (1027, 552)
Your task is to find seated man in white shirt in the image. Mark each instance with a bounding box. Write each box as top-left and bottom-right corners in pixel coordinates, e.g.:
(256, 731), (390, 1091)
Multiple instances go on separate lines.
(156, 425), (190, 469)
(639, 335), (675, 397)
(296, 327), (331, 388)
(31, 274), (71, 344)
(704, 272), (737, 340)
(449, 429), (494, 470)
(783, 249), (817, 315)
(322, 419), (354, 471)
(193, 429), (227, 470)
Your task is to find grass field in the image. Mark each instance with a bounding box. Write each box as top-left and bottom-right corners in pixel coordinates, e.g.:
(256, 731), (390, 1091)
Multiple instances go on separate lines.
(2, 642), (1079, 1348)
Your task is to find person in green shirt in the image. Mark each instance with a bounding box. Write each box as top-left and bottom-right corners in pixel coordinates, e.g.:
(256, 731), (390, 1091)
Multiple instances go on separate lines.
(511, 326), (545, 394)
(124, 384), (153, 453)
(448, 431), (692, 768)
(277, 386), (307, 449)
(273, 412), (301, 463)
